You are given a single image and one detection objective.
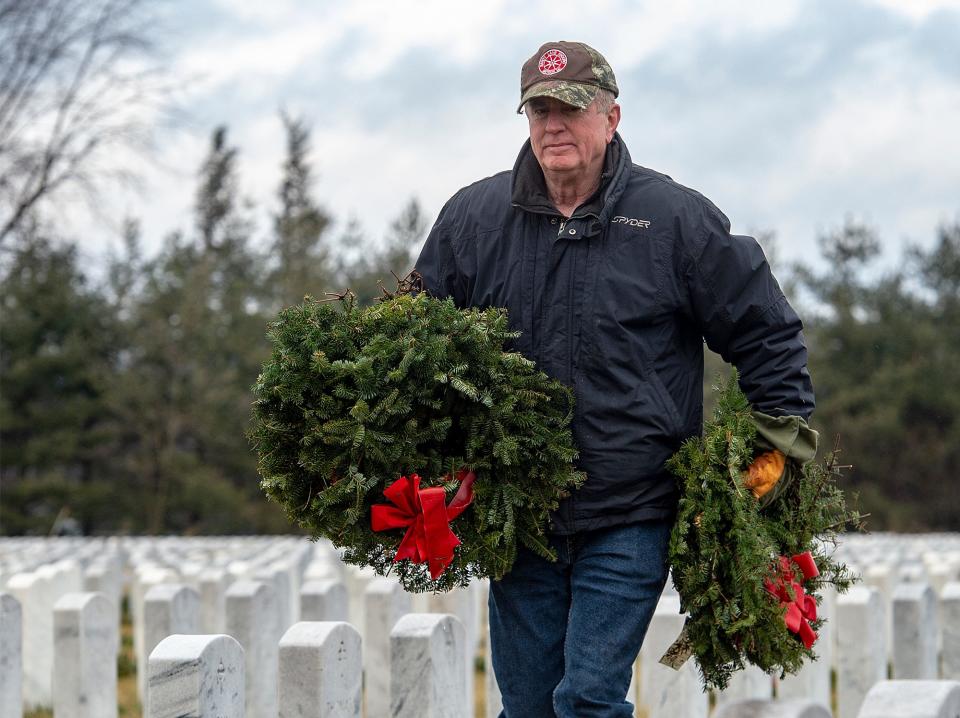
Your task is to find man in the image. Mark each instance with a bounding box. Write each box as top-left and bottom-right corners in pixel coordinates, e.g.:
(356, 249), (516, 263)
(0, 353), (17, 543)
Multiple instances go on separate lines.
(415, 41), (814, 717)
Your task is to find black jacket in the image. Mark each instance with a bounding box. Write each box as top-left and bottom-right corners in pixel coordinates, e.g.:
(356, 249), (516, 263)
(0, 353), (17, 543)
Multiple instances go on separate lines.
(415, 133), (814, 534)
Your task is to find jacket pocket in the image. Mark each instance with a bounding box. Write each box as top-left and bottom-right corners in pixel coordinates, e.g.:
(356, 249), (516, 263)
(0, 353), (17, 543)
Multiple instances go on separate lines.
(637, 357), (684, 441)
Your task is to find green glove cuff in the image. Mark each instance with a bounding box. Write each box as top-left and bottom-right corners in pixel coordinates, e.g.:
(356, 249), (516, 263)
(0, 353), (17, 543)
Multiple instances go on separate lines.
(750, 410), (819, 463)
(750, 411), (819, 506)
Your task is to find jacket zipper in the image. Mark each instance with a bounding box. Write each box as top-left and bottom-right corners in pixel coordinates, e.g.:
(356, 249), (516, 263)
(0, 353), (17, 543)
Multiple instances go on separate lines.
(565, 236), (577, 529)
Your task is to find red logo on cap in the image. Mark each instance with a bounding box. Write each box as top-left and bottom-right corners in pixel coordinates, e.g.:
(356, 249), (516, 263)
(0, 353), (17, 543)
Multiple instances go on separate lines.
(538, 49), (567, 76)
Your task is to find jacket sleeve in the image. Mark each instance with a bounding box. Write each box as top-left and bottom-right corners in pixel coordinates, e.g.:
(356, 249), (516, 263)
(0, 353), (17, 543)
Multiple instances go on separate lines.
(685, 207), (815, 419)
(414, 197), (461, 303)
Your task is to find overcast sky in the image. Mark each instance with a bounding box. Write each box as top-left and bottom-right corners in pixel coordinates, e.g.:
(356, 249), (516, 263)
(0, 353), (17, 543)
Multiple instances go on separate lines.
(65, 0), (960, 274)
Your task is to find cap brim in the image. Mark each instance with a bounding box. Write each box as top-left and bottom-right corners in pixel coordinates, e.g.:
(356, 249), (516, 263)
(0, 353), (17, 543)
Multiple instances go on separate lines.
(517, 81), (599, 114)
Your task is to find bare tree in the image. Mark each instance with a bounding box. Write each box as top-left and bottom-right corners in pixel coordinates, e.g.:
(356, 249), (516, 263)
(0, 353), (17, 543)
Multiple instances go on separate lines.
(0, 0), (166, 244)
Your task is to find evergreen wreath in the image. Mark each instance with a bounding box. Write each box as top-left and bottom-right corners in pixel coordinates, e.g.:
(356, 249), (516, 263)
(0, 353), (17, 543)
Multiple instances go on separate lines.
(663, 372), (864, 690)
(249, 275), (585, 592)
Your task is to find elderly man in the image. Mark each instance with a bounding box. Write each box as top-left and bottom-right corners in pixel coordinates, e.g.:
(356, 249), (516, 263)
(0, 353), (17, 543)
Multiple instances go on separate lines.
(415, 41), (814, 717)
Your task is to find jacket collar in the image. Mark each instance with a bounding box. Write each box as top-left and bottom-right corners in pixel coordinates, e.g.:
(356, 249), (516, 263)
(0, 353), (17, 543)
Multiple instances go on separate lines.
(510, 133), (630, 227)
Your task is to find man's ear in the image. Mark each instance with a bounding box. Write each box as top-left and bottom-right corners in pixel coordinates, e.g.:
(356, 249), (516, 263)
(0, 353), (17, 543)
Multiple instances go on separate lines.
(606, 104), (621, 142)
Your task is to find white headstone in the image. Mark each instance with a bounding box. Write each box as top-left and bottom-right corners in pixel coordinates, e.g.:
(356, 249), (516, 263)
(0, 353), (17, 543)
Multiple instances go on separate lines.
(142, 583), (201, 703)
(713, 698), (831, 717)
(227, 560), (252, 581)
(278, 621), (362, 718)
(714, 665), (773, 707)
(429, 584), (479, 712)
(344, 565), (376, 642)
(303, 558), (343, 583)
(364, 577), (411, 718)
(857, 679), (960, 718)
(899, 561), (928, 584)
(891, 582), (938, 679)
(132, 567), (179, 701)
(300, 578), (349, 622)
(864, 563), (896, 659)
(485, 623), (502, 718)
(390, 613), (468, 718)
(636, 595), (709, 718)
(836, 586), (887, 718)
(255, 561), (295, 637)
(941, 582), (960, 681)
(6, 571), (51, 707)
(287, 550), (309, 624)
(0, 592), (22, 718)
(225, 580), (279, 718)
(480, 580), (502, 718)
(928, 564), (955, 596)
(626, 660), (638, 717)
(50, 559), (85, 596)
(198, 569), (230, 634)
(53, 592), (118, 718)
(83, 555), (123, 649)
(778, 585), (833, 706)
(148, 634), (245, 718)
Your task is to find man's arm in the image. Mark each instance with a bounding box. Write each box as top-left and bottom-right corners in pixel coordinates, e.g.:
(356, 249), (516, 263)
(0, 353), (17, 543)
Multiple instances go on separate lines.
(685, 208), (815, 420)
(414, 199), (461, 303)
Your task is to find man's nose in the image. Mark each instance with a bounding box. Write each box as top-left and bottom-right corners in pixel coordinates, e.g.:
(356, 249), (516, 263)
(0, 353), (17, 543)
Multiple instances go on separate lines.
(544, 108), (565, 132)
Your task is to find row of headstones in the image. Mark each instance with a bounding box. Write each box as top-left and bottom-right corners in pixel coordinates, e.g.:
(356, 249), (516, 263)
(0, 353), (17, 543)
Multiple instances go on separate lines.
(0, 545), (489, 717)
(624, 529), (960, 716)
(3, 534), (960, 717)
(4, 589), (960, 718)
(129, 627), (960, 718)
(0, 536), (339, 708)
(642, 581), (960, 718)
(5, 578), (960, 718)
(833, 533), (960, 651)
(129, 577), (482, 718)
(148, 615), (469, 718)
(122, 564), (485, 715)
(711, 682), (960, 718)
(0, 584), (466, 718)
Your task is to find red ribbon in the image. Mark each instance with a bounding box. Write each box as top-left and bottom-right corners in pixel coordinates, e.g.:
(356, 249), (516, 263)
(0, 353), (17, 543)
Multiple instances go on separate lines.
(763, 551), (820, 649)
(370, 468), (476, 580)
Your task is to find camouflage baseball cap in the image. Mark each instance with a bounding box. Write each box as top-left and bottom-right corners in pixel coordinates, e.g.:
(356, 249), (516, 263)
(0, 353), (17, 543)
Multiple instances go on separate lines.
(518, 41), (619, 114)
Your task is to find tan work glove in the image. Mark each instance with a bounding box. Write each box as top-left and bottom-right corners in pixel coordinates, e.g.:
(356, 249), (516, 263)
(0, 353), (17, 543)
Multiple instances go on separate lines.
(744, 449), (786, 499)
(746, 411), (819, 507)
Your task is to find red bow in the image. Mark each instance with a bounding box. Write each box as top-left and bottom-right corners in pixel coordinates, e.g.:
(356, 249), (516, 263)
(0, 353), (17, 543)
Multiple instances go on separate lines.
(370, 469), (476, 580)
(764, 551), (820, 649)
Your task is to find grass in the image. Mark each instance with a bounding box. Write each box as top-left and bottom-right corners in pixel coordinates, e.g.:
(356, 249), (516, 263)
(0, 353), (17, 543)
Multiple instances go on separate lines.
(117, 610), (142, 717)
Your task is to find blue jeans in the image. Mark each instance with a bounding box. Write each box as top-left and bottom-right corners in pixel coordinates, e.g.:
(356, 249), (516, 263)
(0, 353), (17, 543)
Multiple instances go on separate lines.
(488, 518), (672, 718)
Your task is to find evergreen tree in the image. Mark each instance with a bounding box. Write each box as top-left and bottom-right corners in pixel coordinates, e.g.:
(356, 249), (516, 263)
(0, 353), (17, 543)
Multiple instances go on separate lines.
(268, 112), (334, 311)
(0, 222), (120, 533)
(196, 127), (240, 252)
(796, 220), (960, 529)
(382, 197), (428, 275)
(339, 198), (428, 305)
(107, 128), (286, 534)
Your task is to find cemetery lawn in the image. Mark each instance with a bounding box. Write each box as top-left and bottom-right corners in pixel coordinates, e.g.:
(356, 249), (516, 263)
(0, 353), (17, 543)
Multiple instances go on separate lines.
(117, 597), (141, 716)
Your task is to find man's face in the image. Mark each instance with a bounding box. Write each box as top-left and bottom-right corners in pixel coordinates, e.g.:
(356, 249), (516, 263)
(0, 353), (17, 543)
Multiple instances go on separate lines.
(525, 94), (620, 178)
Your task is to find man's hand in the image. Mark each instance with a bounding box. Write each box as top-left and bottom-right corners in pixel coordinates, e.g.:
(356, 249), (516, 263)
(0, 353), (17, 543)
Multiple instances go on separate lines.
(743, 450), (786, 499)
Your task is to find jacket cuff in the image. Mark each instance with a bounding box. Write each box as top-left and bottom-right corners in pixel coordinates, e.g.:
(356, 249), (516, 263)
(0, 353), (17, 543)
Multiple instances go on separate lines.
(750, 410), (819, 464)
